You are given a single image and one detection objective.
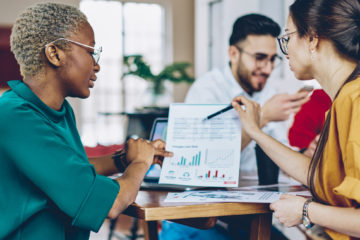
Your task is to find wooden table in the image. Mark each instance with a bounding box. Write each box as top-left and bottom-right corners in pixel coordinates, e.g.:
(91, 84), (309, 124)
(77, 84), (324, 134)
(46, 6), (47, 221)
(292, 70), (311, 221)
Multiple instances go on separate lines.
(122, 189), (272, 240)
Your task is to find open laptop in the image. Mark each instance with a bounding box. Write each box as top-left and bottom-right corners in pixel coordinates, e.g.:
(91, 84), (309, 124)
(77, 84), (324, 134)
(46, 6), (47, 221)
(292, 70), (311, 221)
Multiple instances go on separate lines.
(149, 117), (168, 142)
(141, 117), (202, 191)
(143, 117), (168, 182)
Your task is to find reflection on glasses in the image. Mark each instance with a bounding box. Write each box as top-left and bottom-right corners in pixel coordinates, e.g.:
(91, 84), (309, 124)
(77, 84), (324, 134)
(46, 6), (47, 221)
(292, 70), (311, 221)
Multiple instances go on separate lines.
(277, 31), (297, 55)
(45, 38), (102, 64)
(234, 45), (282, 68)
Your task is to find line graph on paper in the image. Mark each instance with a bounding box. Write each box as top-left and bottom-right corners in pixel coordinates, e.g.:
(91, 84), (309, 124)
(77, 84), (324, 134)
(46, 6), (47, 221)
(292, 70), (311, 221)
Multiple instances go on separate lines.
(205, 149), (235, 167)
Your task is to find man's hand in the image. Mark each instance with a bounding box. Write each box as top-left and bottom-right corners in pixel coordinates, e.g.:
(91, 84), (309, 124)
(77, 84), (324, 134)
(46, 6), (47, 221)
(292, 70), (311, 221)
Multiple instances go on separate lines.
(261, 91), (310, 127)
(151, 139), (173, 166)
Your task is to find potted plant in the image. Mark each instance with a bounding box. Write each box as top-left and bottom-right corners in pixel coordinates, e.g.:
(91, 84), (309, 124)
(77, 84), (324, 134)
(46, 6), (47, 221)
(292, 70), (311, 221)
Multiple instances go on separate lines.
(122, 55), (195, 106)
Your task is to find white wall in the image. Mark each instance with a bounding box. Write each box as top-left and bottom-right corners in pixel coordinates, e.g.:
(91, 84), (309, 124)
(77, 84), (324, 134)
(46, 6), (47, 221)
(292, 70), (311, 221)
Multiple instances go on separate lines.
(0, 0), (81, 24)
(170, 0), (194, 102)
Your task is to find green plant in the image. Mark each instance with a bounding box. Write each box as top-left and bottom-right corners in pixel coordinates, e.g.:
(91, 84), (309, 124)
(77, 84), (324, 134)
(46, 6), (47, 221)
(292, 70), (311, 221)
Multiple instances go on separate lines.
(123, 55), (195, 95)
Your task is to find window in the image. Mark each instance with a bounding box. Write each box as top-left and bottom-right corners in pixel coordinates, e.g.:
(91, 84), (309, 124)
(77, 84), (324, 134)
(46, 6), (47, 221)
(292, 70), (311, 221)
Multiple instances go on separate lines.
(80, 0), (166, 146)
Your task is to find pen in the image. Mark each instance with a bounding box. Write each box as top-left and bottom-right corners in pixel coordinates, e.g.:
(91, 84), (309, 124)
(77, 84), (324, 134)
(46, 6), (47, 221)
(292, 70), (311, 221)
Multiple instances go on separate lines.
(203, 101), (243, 121)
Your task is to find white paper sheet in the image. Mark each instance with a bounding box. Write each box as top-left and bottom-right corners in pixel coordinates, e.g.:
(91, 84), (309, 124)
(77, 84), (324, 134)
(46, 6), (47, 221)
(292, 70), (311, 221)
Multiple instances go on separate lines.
(159, 104), (242, 187)
(232, 183), (312, 197)
(164, 190), (282, 203)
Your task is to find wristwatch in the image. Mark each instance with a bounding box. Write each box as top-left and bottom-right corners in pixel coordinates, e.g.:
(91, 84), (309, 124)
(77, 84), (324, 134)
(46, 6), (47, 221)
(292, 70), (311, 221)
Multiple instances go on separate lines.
(112, 149), (127, 173)
(302, 198), (314, 229)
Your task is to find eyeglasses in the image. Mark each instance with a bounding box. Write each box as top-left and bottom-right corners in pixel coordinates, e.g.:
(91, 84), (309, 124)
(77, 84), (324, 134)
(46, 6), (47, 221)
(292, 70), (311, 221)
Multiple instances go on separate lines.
(234, 45), (282, 68)
(277, 31), (297, 55)
(45, 38), (102, 64)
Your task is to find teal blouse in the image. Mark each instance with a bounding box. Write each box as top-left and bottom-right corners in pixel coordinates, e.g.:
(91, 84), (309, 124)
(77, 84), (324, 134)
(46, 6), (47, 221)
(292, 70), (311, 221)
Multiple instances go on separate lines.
(0, 80), (120, 240)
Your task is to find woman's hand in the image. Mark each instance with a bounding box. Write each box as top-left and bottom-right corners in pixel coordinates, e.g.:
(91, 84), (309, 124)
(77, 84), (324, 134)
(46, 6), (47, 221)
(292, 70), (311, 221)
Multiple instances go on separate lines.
(270, 194), (307, 227)
(125, 138), (155, 167)
(151, 139), (173, 166)
(304, 134), (320, 158)
(231, 96), (262, 139)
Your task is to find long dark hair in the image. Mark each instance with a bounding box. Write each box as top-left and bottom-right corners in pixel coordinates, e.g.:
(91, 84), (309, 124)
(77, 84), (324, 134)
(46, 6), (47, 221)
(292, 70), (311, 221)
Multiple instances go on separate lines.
(290, 0), (360, 202)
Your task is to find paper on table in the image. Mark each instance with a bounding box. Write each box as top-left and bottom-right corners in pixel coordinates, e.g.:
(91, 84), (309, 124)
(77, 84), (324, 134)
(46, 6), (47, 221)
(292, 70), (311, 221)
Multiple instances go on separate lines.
(232, 183), (312, 197)
(159, 104), (242, 187)
(164, 190), (282, 203)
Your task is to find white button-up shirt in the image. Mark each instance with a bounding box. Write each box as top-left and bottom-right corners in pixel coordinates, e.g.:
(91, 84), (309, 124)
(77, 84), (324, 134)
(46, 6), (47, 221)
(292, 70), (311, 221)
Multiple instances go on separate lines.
(185, 65), (288, 175)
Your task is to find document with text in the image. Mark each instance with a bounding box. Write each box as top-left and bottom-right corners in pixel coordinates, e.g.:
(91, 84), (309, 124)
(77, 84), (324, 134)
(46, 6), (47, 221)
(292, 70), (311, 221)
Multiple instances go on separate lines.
(164, 190), (282, 203)
(159, 104), (242, 187)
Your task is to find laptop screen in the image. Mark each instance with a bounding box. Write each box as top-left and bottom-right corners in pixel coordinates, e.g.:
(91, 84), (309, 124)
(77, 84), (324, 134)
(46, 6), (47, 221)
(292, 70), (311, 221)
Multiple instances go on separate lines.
(145, 118), (168, 180)
(149, 117), (168, 141)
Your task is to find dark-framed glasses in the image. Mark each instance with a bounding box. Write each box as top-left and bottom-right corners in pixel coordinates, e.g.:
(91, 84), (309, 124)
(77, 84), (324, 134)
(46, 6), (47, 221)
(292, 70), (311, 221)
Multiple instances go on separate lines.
(45, 38), (102, 64)
(277, 31), (297, 55)
(234, 45), (282, 68)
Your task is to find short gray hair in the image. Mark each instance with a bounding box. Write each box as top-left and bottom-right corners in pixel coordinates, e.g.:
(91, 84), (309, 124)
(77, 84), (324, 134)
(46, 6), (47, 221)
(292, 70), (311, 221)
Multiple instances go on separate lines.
(10, 2), (88, 77)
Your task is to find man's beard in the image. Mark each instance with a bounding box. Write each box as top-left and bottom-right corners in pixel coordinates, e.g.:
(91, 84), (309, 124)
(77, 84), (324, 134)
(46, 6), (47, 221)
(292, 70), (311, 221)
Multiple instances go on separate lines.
(236, 61), (268, 95)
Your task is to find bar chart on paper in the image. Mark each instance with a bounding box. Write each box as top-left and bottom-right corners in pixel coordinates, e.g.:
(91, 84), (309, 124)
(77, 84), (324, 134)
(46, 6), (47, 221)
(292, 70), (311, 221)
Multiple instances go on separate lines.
(175, 151), (201, 166)
(164, 147), (238, 186)
(198, 170), (226, 179)
(159, 104), (242, 187)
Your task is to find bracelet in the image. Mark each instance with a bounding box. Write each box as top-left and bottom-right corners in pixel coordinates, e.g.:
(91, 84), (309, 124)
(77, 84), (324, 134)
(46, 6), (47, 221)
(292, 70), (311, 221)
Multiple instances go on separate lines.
(112, 149), (127, 173)
(302, 198), (314, 229)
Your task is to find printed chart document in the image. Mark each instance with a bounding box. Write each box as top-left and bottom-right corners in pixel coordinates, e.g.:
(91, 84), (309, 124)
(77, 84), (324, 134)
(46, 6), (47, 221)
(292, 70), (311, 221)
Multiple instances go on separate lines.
(159, 104), (242, 187)
(164, 190), (282, 203)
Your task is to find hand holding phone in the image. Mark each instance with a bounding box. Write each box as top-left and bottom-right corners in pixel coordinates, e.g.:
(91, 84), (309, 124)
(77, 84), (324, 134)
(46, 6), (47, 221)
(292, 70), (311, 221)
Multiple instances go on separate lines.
(298, 85), (314, 93)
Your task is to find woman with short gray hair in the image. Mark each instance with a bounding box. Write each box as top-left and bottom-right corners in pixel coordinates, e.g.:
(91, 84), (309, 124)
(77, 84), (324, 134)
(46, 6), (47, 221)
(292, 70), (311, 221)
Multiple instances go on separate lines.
(0, 3), (172, 240)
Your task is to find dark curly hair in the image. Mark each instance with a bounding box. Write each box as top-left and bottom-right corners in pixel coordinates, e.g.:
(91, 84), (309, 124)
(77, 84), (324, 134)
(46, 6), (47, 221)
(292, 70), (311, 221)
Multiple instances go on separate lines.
(229, 13), (281, 46)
